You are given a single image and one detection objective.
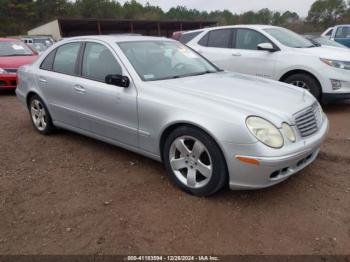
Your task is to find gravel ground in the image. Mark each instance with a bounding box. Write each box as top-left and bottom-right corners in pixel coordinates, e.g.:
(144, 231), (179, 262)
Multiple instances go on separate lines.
(0, 92), (349, 255)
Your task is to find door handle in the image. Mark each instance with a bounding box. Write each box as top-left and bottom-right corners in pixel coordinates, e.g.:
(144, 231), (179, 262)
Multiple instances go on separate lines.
(232, 53), (242, 57)
(39, 77), (47, 83)
(73, 84), (86, 93)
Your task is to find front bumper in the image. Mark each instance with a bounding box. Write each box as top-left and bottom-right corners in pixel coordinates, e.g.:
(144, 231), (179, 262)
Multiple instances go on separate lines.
(222, 116), (329, 190)
(0, 74), (17, 89)
(317, 66), (350, 102)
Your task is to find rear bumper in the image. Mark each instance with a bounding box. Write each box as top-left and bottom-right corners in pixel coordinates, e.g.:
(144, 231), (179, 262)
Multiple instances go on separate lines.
(221, 116), (329, 190)
(0, 74), (17, 89)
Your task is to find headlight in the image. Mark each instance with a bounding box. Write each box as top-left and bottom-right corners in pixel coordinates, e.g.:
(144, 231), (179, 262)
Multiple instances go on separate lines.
(320, 58), (350, 70)
(282, 123), (296, 143)
(246, 116), (284, 148)
(0, 68), (7, 74)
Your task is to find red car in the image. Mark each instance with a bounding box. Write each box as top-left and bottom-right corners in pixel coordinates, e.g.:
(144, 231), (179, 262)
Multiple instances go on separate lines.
(0, 38), (38, 90)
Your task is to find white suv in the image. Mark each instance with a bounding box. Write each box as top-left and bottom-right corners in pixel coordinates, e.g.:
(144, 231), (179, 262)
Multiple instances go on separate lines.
(183, 25), (350, 102)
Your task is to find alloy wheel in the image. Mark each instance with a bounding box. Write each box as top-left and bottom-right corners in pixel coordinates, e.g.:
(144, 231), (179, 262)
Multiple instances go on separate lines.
(30, 99), (47, 131)
(169, 136), (213, 189)
(290, 80), (311, 91)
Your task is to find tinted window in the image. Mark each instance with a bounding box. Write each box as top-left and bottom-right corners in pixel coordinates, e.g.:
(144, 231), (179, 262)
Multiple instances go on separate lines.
(53, 42), (81, 75)
(40, 50), (56, 70)
(82, 42), (122, 82)
(335, 26), (350, 38)
(198, 32), (209, 46)
(325, 28), (333, 36)
(179, 31), (202, 44)
(235, 29), (271, 50)
(207, 29), (232, 48)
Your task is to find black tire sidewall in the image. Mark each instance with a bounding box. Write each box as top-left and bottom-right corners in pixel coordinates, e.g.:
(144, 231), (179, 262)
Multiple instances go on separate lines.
(285, 74), (322, 101)
(29, 95), (55, 135)
(163, 126), (227, 197)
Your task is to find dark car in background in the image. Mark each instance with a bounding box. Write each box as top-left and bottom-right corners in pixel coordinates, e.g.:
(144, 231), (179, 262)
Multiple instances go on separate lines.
(0, 38), (38, 90)
(322, 25), (350, 48)
(304, 35), (348, 50)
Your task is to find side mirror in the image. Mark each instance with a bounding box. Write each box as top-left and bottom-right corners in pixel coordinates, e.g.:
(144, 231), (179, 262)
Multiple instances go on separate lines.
(257, 43), (277, 52)
(105, 74), (130, 88)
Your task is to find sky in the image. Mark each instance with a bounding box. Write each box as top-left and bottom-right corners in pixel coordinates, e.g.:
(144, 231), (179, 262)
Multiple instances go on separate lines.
(118, 0), (317, 17)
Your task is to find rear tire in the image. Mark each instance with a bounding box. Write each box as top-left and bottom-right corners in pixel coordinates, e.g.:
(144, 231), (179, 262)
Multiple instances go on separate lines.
(284, 73), (322, 102)
(28, 95), (55, 135)
(163, 126), (227, 197)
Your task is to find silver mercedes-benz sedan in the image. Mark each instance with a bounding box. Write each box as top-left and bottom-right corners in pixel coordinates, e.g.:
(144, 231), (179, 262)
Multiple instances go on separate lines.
(16, 35), (329, 196)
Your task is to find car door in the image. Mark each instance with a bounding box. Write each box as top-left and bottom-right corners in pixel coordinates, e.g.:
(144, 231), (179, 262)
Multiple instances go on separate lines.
(195, 29), (236, 71)
(38, 42), (84, 127)
(230, 28), (277, 79)
(71, 41), (138, 147)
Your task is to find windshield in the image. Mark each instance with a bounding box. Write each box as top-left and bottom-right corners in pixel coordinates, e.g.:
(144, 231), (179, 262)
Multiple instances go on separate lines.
(118, 41), (219, 81)
(314, 37), (347, 48)
(33, 38), (53, 46)
(264, 28), (314, 48)
(0, 41), (34, 56)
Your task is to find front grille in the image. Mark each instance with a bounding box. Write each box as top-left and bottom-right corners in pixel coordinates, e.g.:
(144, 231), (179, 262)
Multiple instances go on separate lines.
(4, 68), (17, 74)
(294, 103), (322, 137)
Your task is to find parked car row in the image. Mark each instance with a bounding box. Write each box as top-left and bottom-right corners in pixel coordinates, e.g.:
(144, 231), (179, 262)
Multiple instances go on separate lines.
(15, 34), (329, 196)
(1, 24), (348, 196)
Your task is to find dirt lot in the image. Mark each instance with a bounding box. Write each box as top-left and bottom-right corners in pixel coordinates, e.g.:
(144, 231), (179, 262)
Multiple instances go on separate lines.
(0, 91), (349, 255)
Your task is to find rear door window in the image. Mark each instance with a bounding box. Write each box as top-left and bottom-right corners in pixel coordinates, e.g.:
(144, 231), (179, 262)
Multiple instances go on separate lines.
(40, 50), (56, 71)
(206, 29), (232, 48)
(52, 42), (81, 75)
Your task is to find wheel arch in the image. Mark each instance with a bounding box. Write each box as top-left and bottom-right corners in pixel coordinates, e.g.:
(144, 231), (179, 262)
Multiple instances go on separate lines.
(159, 121), (225, 162)
(159, 121), (229, 185)
(26, 91), (39, 109)
(279, 69), (322, 90)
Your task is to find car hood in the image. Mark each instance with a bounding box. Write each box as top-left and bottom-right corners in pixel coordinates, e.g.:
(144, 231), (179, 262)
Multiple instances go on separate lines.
(0, 55), (38, 69)
(150, 71), (316, 126)
(295, 46), (350, 61)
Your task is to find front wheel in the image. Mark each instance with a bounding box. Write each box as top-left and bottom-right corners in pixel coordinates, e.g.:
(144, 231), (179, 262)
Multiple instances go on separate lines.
(284, 73), (322, 102)
(163, 126), (227, 197)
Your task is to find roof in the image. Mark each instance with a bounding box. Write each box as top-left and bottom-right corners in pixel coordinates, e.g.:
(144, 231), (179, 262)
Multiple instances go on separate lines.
(61, 35), (173, 43)
(183, 24), (279, 34)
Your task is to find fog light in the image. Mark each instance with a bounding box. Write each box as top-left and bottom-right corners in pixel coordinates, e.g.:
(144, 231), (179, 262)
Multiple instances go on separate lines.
(331, 79), (342, 90)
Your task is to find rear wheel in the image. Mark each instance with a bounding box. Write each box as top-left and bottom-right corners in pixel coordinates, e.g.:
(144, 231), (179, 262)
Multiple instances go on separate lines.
(284, 73), (322, 101)
(29, 95), (55, 135)
(163, 126), (227, 197)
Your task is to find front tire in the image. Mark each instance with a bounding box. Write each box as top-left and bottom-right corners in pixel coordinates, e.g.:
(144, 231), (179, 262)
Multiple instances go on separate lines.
(28, 95), (55, 135)
(284, 73), (322, 102)
(163, 126), (227, 197)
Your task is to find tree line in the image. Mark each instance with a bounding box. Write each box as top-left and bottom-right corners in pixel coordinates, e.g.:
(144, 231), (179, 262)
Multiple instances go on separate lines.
(0, 0), (349, 37)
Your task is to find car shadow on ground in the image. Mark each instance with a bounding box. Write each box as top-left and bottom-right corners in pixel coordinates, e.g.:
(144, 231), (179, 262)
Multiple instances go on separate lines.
(0, 90), (16, 96)
(55, 128), (307, 203)
(323, 99), (350, 113)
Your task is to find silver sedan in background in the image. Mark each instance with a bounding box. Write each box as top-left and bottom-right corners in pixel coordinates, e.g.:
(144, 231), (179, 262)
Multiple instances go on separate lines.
(16, 36), (328, 196)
